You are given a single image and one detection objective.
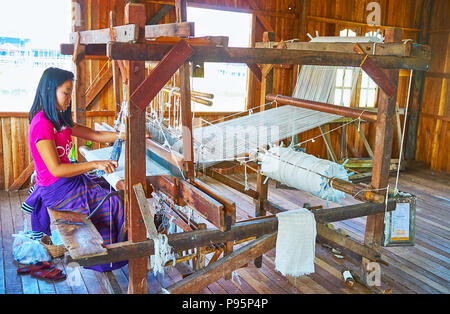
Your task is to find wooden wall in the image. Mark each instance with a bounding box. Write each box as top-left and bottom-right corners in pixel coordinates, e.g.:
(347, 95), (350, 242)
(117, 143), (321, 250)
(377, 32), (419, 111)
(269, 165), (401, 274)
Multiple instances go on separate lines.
(0, 113), (32, 190)
(415, 0), (450, 172)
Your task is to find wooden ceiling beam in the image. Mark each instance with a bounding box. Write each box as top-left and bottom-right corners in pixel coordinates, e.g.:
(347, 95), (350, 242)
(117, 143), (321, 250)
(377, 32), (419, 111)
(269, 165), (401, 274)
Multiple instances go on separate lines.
(106, 42), (430, 71)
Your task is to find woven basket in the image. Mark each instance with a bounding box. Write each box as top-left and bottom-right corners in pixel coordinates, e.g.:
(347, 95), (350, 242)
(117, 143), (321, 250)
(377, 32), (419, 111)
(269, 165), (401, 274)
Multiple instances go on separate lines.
(41, 235), (67, 258)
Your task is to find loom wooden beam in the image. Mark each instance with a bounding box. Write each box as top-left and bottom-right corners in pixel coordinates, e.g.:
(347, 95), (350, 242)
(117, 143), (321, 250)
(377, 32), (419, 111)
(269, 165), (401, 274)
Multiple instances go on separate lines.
(190, 178), (236, 231)
(106, 42), (430, 71)
(319, 125), (338, 162)
(316, 223), (387, 265)
(264, 199), (396, 223)
(123, 2), (148, 295)
(255, 41), (416, 57)
(145, 21), (194, 38)
(180, 179), (225, 229)
(69, 24), (139, 44)
(329, 178), (386, 203)
(66, 201), (395, 267)
(265, 94), (379, 122)
(129, 39), (193, 111)
(60, 43), (107, 59)
(61, 36), (228, 56)
(164, 232), (277, 294)
(66, 217), (277, 267)
(190, 177), (236, 279)
(247, 63), (262, 83)
(133, 183), (159, 239)
(204, 168), (259, 199)
(147, 175), (226, 231)
(354, 44), (398, 99)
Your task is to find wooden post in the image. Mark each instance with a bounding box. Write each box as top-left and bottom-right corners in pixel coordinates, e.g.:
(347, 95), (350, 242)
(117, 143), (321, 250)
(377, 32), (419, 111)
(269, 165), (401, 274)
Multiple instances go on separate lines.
(363, 28), (402, 278)
(253, 31), (274, 269)
(175, 0), (195, 179)
(109, 11), (122, 115)
(124, 3), (148, 294)
(72, 0), (87, 160)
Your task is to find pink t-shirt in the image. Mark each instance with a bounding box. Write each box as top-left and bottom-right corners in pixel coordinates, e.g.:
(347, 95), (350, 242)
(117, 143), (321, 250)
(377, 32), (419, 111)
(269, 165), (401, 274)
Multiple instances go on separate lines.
(29, 111), (73, 186)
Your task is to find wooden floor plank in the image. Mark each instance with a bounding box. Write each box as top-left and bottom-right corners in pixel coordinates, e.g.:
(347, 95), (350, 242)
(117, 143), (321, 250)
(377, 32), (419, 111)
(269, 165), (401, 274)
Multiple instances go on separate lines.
(2, 165), (450, 294)
(10, 191), (41, 294)
(0, 190), (23, 294)
(0, 191), (7, 294)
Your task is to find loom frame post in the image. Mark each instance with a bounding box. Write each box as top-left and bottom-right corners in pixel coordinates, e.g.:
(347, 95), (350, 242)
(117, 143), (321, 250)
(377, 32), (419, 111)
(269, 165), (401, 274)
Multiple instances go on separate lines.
(363, 28), (403, 282)
(123, 2), (149, 295)
(72, 0), (87, 161)
(174, 0), (195, 180)
(253, 31), (274, 269)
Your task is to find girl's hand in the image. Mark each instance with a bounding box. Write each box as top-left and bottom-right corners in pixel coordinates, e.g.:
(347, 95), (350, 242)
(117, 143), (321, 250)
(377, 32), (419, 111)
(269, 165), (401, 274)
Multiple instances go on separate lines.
(95, 160), (118, 174)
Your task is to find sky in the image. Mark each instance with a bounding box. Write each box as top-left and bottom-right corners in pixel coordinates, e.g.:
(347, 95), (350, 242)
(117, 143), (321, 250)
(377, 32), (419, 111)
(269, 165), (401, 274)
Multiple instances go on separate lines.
(187, 7), (252, 47)
(187, 7), (253, 111)
(0, 0), (72, 49)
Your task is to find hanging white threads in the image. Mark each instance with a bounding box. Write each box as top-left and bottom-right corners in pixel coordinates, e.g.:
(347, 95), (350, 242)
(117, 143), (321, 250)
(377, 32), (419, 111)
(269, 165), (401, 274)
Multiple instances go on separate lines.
(147, 192), (176, 276)
(114, 83), (128, 132)
(151, 233), (176, 276)
(259, 146), (351, 204)
(394, 70), (414, 195)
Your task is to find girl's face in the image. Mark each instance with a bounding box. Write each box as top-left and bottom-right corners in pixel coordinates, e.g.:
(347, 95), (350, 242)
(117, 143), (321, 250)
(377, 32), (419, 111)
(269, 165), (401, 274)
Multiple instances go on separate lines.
(55, 80), (73, 111)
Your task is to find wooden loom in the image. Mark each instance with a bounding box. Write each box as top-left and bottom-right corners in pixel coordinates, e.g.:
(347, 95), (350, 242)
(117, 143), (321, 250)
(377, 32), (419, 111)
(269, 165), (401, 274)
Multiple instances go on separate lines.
(55, 2), (430, 294)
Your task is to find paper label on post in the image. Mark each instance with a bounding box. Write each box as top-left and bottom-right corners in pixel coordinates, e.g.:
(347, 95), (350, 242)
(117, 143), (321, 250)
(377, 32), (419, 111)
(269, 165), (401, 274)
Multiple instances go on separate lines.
(390, 202), (410, 241)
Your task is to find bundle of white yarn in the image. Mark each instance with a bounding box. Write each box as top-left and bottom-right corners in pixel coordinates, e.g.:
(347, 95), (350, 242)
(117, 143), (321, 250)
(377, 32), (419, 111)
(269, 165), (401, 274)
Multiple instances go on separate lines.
(259, 146), (350, 204)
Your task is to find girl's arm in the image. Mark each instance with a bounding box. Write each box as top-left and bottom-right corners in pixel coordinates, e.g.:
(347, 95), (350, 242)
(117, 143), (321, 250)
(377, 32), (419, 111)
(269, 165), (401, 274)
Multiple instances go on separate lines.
(36, 139), (118, 177)
(71, 123), (124, 144)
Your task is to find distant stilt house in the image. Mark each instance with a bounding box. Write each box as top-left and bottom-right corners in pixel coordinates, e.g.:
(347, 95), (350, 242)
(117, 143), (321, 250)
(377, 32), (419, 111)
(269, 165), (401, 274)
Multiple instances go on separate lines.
(0, 36), (72, 111)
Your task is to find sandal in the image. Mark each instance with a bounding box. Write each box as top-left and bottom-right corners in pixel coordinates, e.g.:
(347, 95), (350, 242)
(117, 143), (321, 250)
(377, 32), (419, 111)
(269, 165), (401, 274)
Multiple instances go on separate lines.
(31, 267), (66, 282)
(17, 261), (54, 274)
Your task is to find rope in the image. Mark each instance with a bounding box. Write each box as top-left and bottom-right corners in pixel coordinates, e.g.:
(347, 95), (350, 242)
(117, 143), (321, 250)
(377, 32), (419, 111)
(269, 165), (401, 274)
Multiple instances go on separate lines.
(394, 70), (414, 195)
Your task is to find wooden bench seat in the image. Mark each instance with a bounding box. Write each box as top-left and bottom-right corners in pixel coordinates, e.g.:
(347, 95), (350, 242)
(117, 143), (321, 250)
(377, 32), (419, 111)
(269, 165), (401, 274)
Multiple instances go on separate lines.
(48, 209), (107, 260)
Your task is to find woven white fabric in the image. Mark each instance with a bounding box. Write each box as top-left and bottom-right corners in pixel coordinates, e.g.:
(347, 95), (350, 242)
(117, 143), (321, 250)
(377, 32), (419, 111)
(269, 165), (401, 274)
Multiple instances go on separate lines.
(275, 208), (317, 277)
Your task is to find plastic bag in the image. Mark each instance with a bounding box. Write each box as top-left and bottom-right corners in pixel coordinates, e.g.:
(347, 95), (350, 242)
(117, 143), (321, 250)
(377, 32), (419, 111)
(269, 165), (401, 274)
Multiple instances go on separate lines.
(50, 230), (63, 246)
(12, 219), (50, 265)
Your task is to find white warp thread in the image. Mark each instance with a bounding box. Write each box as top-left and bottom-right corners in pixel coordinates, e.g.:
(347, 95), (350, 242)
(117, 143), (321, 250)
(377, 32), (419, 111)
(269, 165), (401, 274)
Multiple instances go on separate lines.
(275, 208), (316, 277)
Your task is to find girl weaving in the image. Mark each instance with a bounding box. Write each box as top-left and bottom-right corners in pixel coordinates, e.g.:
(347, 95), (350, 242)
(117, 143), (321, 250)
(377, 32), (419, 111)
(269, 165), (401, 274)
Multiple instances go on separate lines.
(22, 67), (127, 271)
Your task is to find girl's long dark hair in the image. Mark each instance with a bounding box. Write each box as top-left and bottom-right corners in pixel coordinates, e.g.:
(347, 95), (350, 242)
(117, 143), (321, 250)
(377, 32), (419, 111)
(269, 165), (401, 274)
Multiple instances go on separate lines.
(29, 67), (74, 131)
